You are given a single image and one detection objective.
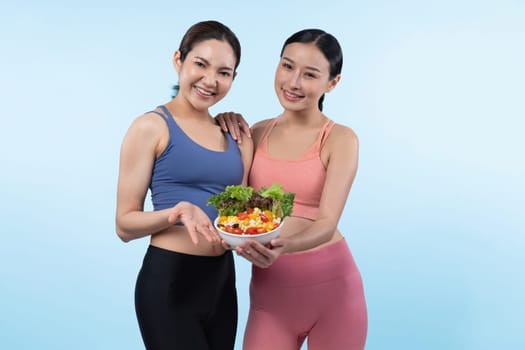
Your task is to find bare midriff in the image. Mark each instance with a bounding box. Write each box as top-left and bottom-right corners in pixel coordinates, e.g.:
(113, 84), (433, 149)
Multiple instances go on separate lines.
(150, 226), (227, 256)
(150, 217), (342, 256)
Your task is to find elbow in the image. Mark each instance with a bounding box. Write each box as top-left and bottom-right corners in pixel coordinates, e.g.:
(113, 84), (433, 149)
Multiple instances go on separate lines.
(319, 220), (338, 244)
(115, 221), (132, 243)
(118, 233), (131, 243)
(116, 228), (131, 243)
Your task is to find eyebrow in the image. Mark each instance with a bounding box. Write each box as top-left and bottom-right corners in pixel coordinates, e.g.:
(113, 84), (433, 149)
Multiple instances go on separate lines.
(195, 56), (234, 71)
(282, 56), (321, 73)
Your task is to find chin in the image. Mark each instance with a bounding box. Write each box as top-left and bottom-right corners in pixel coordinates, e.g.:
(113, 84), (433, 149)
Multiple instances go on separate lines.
(191, 96), (219, 110)
(279, 98), (304, 111)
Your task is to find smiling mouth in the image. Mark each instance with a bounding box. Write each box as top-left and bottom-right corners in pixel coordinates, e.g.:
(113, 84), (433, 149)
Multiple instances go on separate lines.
(194, 86), (216, 97)
(283, 89), (304, 100)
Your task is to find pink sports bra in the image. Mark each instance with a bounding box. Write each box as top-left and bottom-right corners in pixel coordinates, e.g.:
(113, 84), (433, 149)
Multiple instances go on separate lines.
(249, 118), (335, 220)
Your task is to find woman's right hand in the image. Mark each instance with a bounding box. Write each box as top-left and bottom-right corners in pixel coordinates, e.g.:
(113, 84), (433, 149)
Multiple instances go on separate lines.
(215, 112), (251, 144)
(168, 201), (220, 245)
(235, 238), (286, 268)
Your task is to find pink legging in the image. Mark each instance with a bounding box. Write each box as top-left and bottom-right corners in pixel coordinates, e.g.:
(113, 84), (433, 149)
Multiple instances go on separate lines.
(242, 239), (367, 350)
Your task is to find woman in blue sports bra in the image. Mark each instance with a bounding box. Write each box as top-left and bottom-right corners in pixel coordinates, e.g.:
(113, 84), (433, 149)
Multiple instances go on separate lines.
(115, 21), (252, 350)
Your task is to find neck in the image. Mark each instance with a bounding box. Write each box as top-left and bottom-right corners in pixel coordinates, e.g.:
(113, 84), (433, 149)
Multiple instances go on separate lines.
(279, 109), (325, 128)
(166, 97), (212, 121)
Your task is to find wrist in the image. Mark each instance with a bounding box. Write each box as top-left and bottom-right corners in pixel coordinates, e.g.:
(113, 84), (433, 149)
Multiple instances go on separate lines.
(280, 238), (294, 254)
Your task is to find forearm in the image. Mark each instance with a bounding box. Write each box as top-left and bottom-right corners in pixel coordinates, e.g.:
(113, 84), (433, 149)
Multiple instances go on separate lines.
(284, 219), (337, 253)
(116, 208), (174, 242)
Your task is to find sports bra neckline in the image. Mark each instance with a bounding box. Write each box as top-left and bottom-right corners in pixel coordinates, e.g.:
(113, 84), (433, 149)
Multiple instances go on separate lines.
(157, 105), (233, 154)
(258, 117), (334, 162)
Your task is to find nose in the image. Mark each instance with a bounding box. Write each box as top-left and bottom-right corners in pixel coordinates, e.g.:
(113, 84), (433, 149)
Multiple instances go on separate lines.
(288, 70), (301, 89)
(201, 70), (218, 88)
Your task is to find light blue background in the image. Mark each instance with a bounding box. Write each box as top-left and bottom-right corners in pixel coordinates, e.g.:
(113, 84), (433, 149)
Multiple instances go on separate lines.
(1, 1), (523, 349)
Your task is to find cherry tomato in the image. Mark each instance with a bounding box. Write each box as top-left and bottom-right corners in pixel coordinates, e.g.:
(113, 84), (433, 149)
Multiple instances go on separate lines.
(259, 213), (269, 222)
(237, 212), (248, 220)
(245, 227), (259, 235)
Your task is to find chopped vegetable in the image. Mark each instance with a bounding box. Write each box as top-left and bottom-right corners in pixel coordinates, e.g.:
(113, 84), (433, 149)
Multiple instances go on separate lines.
(208, 183), (295, 234)
(217, 208), (281, 235)
(207, 183), (295, 218)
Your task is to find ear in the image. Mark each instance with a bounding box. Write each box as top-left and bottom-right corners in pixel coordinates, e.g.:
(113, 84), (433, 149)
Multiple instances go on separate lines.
(173, 50), (182, 73)
(326, 74), (341, 93)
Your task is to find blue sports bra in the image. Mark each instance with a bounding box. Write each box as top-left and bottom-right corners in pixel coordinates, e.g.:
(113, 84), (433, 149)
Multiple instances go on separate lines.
(149, 105), (244, 221)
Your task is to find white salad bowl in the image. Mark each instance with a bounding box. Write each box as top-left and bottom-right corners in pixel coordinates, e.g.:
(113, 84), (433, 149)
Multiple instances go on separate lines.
(214, 217), (283, 248)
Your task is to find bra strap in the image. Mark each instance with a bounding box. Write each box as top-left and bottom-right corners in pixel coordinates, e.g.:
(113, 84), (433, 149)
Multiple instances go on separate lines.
(148, 110), (169, 122)
(257, 118), (278, 150)
(318, 120), (335, 149)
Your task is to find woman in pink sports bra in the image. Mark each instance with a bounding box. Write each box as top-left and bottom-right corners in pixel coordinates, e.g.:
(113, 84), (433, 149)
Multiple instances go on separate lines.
(217, 29), (367, 350)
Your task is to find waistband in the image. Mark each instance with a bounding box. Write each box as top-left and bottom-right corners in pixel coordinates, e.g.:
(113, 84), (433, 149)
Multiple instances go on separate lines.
(145, 245), (233, 268)
(251, 238), (360, 287)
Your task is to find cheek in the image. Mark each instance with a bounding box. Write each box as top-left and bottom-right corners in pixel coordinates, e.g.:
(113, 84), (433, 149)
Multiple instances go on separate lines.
(306, 82), (327, 97)
(178, 67), (194, 83)
(274, 77), (284, 96)
(218, 78), (234, 93)
(274, 74), (280, 88)
(274, 69), (287, 85)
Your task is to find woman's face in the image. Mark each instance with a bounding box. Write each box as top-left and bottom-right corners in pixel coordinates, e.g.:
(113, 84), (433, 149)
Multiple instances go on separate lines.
(274, 42), (337, 112)
(175, 39), (237, 111)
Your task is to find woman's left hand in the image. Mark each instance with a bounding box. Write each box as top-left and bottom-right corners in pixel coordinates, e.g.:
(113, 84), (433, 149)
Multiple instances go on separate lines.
(168, 201), (220, 245)
(215, 112), (251, 144)
(236, 238), (287, 268)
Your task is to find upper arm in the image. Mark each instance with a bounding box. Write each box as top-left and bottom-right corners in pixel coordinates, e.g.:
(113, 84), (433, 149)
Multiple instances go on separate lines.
(116, 114), (166, 220)
(238, 130), (254, 186)
(250, 119), (272, 149)
(316, 125), (359, 225)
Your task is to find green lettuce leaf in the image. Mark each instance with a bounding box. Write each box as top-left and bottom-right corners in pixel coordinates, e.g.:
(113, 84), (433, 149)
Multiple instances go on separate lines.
(208, 183), (295, 218)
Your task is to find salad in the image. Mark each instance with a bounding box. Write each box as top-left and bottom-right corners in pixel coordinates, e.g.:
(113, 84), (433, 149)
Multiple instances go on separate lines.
(207, 183), (295, 235)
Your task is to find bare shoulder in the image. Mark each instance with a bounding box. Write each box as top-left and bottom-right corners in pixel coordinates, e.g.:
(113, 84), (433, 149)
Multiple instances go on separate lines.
(322, 122), (359, 171)
(251, 118), (274, 146)
(121, 111), (169, 156)
(328, 122), (359, 149)
(128, 112), (167, 136)
(251, 118), (273, 134)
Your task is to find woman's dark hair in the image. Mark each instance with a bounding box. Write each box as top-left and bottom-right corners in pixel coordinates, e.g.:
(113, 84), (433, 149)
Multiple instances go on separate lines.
(172, 20), (241, 96)
(280, 29), (343, 111)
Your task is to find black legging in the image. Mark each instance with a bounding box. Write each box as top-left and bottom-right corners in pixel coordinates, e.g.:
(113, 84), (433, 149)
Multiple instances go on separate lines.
(135, 245), (238, 350)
